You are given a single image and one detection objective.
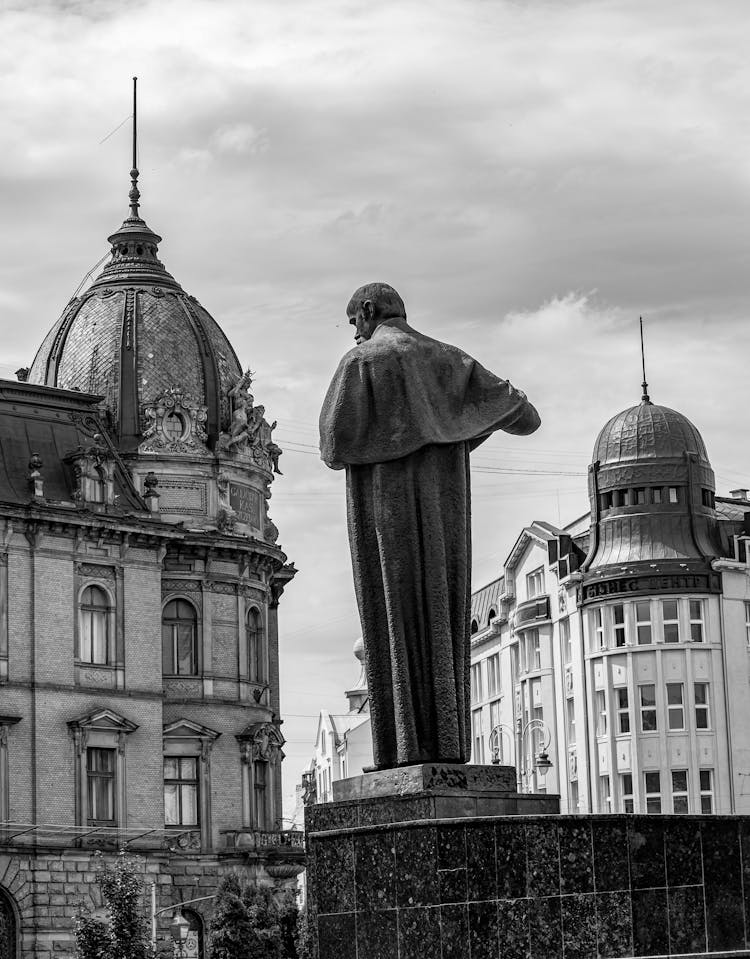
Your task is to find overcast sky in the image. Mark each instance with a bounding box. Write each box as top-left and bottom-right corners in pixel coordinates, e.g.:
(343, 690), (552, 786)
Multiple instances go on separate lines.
(3, 0), (750, 820)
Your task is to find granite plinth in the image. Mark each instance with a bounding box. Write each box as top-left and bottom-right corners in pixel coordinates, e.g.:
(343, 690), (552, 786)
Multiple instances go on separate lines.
(332, 763), (517, 801)
(305, 813), (750, 959)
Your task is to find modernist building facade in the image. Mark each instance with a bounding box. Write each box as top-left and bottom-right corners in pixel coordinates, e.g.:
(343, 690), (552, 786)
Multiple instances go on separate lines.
(470, 392), (750, 819)
(0, 158), (300, 958)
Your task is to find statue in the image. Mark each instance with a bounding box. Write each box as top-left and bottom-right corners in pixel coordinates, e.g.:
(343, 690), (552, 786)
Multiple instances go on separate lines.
(226, 369), (255, 449)
(319, 283), (540, 770)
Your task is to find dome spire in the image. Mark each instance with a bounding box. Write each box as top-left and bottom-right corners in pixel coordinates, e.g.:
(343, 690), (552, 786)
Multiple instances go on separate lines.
(128, 76), (140, 220)
(640, 315), (651, 405)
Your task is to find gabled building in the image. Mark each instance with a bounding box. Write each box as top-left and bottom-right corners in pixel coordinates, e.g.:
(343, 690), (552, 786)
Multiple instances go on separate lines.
(470, 389), (750, 818)
(0, 138), (299, 958)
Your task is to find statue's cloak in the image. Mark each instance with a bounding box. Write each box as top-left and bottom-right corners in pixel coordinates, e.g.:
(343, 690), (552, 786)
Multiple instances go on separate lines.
(319, 319), (540, 768)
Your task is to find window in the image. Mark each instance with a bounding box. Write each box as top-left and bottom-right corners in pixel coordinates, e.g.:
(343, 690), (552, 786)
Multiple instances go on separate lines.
(694, 683), (710, 729)
(668, 486), (679, 504)
(636, 602), (652, 645)
(488, 607), (497, 624)
(560, 617), (572, 663)
(672, 770), (689, 814)
(689, 601), (704, 642)
(247, 607), (265, 682)
(640, 684), (657, 731)
(644, 771), (661, 813)
(164, 757), (199, 826)
(162, 599), (198, 675)
(472, 709), (485, 763)
(79, 585), (111, 664)
(662, 600), (679, 643)
(253, 760), (267, 828)
(701, 488), (715, 508)
(666, 683), (684, 730)
(182, 909), (204, 959)
(593, 609), (605, 650)
(87, 747), (116, 824)
(471, 619), (479, 635)
(616, 687), (630, 733)
(510, 645), (519, 684)
(613, 604), (626, 647)
(566, 697), (576, 744)
(599, 775), (611, 812)
(652, 487), (663, 504)
(635, 488), (646, 505)
(470, 663), (484, 703)
(746, 602), (750, 648)
(600, 491), (613, 511)
(569, 780), (579, 812)
(489, 698), (502, 739)
(595, 690), (607, 736)
(621, 773), (634, 813)
(699, 770), (714, 813)
(526, 567), (545, 598)
(530, 629), (541, 670)
(487, 654), (500, 698)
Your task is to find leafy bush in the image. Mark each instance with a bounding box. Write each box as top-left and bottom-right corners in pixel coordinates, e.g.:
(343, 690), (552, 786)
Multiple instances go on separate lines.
(208, 875), (303, 959)
(75, 852), (153, 959)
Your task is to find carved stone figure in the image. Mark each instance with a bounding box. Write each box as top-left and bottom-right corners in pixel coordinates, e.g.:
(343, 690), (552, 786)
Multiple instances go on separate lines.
(319, 283), (540, 770)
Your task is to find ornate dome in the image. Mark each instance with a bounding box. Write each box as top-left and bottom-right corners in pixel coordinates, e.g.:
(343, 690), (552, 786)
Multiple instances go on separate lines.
(593, 401), (709, 467)
(27, 167), (242, 451)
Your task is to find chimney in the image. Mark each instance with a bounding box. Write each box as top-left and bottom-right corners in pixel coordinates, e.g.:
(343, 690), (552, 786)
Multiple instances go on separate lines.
(729, 489), (749, 501)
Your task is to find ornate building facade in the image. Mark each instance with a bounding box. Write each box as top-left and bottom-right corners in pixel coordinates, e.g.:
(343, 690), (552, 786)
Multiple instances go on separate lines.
(0, 159), (300, 958)
(469, 390), (750, 818)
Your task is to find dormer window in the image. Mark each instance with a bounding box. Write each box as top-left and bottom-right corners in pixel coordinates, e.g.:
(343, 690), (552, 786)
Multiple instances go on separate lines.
(163, 411), (185, 441)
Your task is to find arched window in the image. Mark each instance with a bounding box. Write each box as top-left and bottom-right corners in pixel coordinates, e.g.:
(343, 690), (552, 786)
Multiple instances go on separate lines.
(488, 608), (497, 623)
(162, 599), (198, 675)
(79, 585), (111, 664)
(247, 607), (265, 682)
(471, 619), (479, 635)
(0, 889), (17, 959)
(182, 908), (204, 959)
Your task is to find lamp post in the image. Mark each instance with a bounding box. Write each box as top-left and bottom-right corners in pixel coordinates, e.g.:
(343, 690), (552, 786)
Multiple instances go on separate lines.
(518, 718), (553, 793)
(488, 723), (515, 766)
(170, 910), (190, 958)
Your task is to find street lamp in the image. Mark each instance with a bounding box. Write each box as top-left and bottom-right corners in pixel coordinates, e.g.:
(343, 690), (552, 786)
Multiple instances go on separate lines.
(488, 723), (515, 766)
(170, 910), (190, 958)
(519, 718), (553, 793)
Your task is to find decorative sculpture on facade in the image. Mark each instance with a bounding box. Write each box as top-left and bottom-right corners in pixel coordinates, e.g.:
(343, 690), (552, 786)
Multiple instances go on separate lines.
(140, 386), (209, 454)
(218, 372), (283, 474)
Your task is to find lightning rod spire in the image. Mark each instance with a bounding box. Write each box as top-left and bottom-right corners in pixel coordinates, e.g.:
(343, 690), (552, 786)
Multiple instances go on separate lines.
(640, 316), (651, 404)
(128, 76), (140, 219)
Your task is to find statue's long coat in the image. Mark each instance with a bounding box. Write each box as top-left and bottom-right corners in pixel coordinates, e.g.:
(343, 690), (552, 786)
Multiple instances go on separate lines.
(320, 318), (540, 768)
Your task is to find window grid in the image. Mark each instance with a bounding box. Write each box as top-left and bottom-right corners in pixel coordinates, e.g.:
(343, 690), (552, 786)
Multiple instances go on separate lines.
(639, 684), (657, 732)
(164, 756), (199, 827)
(666, 683), (685, 731)
(79, 585), (110, 665)
(621, 773), (634, 813)
(531, 630), (541, 670)
(593, 609), (605, 650)
(644, 771), (661, 813)
(595, 690), (607, 737)
(636, 602), (652, 645)
(470, 663), (484, 703)
(745, 602), (750, 648)
(162, 598), (198, 676)
(662, 600), (680, 643)
(87, 747), (115, 825)
(599, 775), (611, 813)
(689, 601), (704, 643)
(471, 709), (484, 763)
(487, 654), (500, 698)
(616, 687), (630, 734)
(566, 697), (576, 745)
(526, 567), (545, 599)
(694, 683), (710, 729)
(671, 770), (689, 814)
(560, 617), (572, 664)
(699, 769), (714, 813)
(613, 604), (626, 647)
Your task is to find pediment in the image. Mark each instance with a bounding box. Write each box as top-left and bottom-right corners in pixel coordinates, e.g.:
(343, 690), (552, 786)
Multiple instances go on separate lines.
(67, 708), (138, 734)
(163, 718), (221, 741)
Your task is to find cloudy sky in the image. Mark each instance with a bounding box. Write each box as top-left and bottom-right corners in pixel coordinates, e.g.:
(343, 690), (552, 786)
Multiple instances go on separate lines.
(3, 0), (750, 819)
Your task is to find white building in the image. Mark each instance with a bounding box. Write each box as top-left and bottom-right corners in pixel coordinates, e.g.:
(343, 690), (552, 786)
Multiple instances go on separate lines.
(470, 392), (750, 817)
(304, 637), (373, 804)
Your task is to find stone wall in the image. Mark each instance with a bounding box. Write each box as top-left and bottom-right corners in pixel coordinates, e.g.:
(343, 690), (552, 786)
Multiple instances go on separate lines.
(0, 845), (284, 959)
(306, 812), (750, 959)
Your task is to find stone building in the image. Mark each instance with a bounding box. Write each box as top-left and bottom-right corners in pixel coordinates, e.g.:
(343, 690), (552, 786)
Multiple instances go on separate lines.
(0, 158), (301, 958)
(469, 388), (750, 817)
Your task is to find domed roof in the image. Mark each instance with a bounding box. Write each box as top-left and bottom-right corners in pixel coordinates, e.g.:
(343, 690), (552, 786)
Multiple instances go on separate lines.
(593, 400), (709, 467)
(27, 166), (242, 450)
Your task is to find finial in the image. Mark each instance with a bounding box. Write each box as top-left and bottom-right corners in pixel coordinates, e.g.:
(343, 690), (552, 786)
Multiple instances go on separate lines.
(640, 316), (651, 404)
(128, 77), (140, 219)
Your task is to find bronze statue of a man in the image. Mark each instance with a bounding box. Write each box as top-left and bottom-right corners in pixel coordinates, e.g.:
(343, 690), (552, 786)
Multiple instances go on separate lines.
(319, 283), (540, 770)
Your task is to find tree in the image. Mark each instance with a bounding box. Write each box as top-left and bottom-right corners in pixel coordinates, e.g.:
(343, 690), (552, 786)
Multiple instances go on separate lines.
(208, 874), (304, 959)
(75, 852), (153, 959)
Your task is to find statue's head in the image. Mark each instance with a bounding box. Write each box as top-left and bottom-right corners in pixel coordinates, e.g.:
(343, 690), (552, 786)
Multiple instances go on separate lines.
(347, 283), (406, 344)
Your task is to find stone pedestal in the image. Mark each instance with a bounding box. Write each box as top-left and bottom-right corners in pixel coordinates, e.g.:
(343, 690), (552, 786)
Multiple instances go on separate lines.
(304, 769), (750, 959)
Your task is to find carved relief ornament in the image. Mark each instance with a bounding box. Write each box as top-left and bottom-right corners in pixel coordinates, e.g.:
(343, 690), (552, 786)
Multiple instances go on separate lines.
(140, 387), (209, 455)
